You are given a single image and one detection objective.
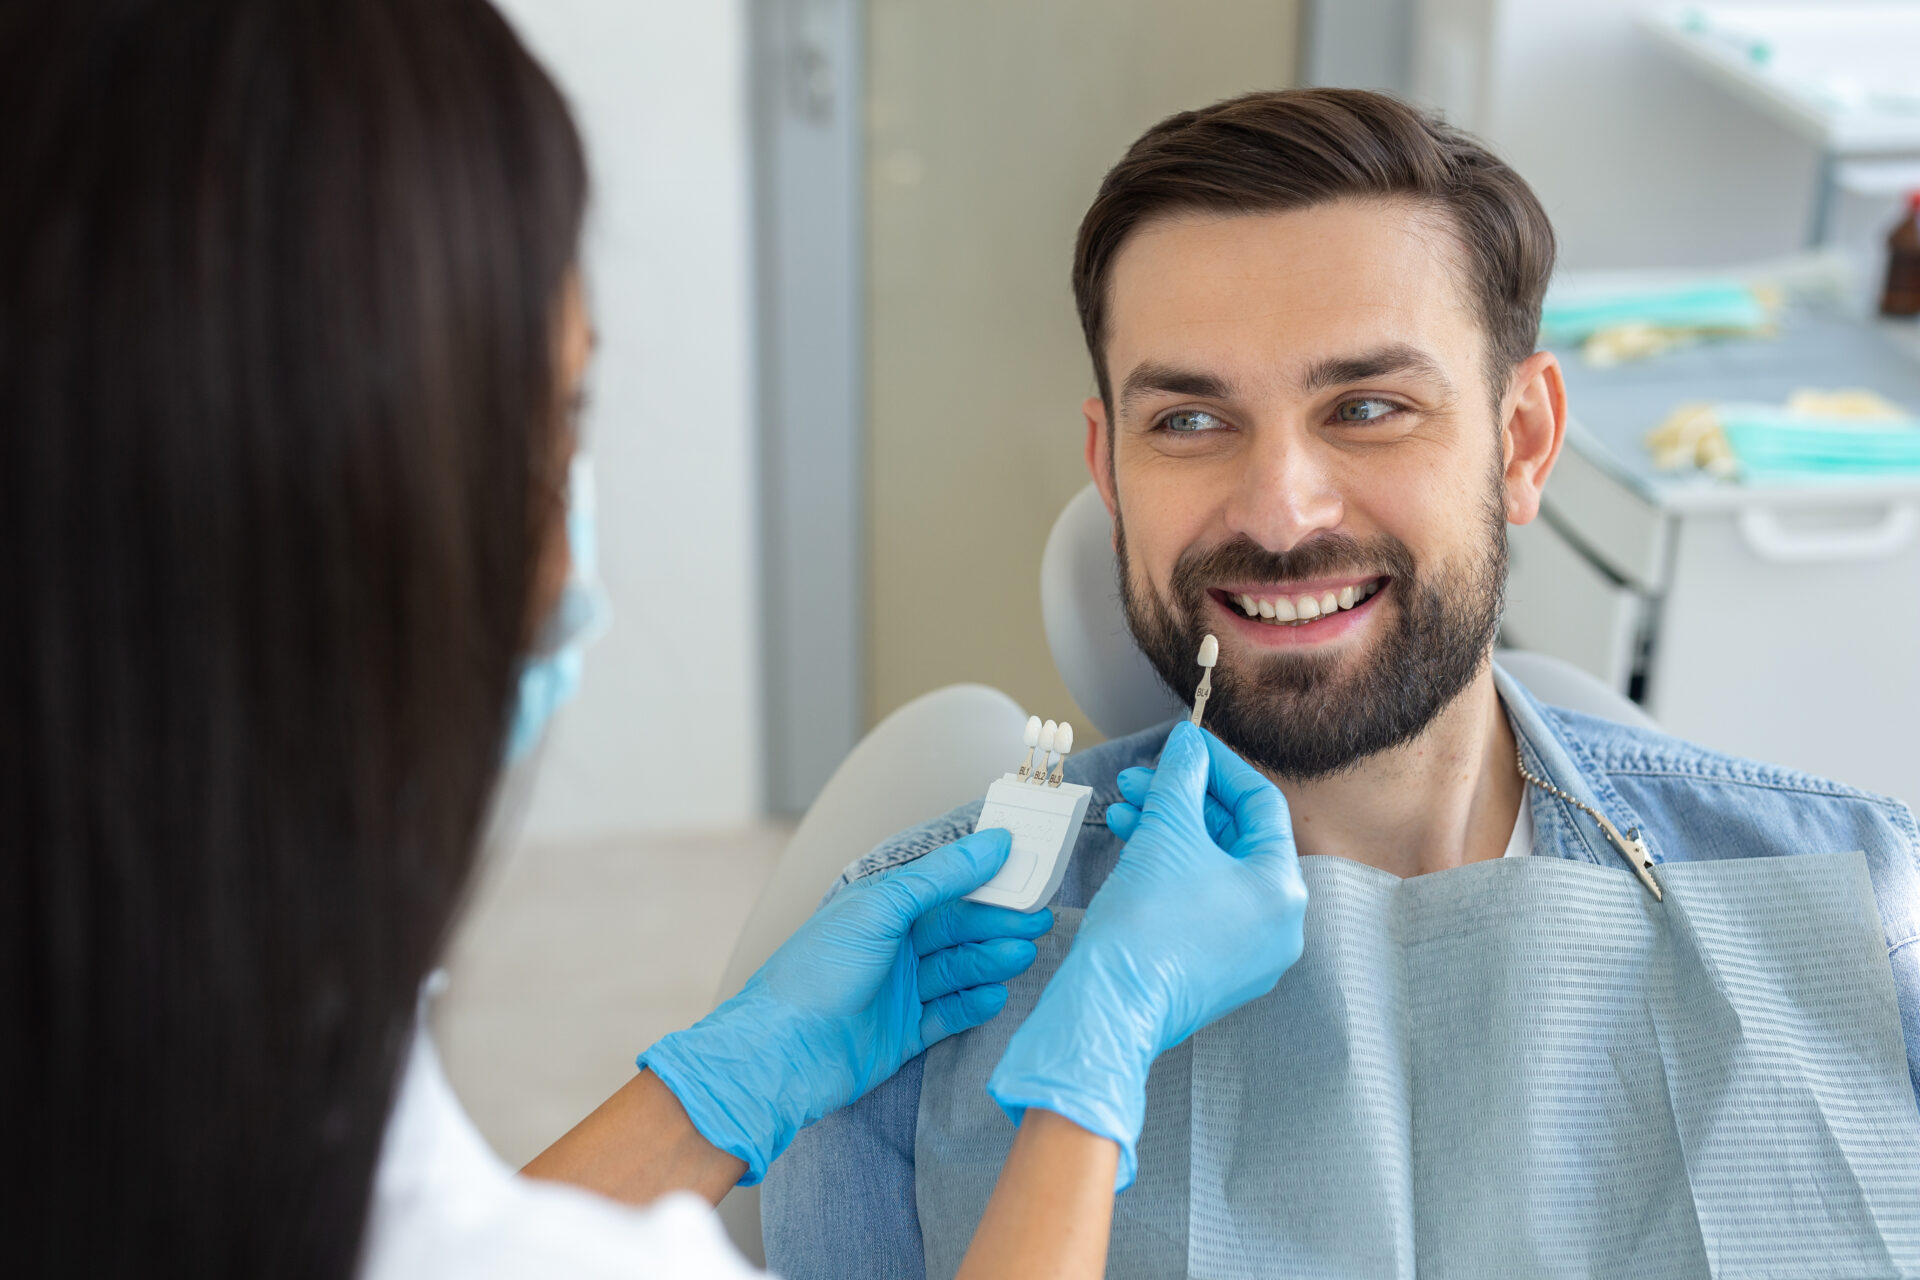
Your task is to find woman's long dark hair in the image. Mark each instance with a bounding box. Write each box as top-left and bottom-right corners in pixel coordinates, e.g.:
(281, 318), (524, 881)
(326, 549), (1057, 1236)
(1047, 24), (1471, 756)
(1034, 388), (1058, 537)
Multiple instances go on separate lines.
(0, 1), (587, 1273)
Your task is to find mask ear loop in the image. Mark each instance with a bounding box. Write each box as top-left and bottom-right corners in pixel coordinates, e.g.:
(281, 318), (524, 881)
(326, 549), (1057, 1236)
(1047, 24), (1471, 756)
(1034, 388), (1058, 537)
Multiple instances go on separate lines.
(545, 455), (611, 652)
(504, 454), (611, 763)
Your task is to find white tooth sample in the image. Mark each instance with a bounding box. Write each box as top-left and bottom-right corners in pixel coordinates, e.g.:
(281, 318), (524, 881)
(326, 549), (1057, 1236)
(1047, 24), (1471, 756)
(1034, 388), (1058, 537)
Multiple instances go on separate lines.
(1338, 585), (1356, 610)
(1272, 596), (1297, 621)
(1257, 598), (1277, 619)
(1296, 594), (1320, 619)
(1240, 593), (1258, 616)
(1319, 591), (1338, 615)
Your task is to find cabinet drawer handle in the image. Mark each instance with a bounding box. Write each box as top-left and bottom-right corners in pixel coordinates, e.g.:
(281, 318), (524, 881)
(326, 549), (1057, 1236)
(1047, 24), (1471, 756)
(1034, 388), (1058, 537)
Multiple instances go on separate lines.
(1736, 503), (1920, 564)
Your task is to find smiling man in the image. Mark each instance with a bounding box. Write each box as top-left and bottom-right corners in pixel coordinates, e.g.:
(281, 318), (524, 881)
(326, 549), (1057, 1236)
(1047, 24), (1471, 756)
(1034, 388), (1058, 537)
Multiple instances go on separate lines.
(764, 90), (1920, 1278)
(1091, 193), (1537, 875)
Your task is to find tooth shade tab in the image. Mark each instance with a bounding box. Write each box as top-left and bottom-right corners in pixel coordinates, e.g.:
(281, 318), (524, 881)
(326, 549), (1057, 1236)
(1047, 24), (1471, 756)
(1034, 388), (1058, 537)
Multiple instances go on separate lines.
(1197, 635), (1219, 668)
(1038, 720), (1057, 752)
(1023, 716), (1041, 746)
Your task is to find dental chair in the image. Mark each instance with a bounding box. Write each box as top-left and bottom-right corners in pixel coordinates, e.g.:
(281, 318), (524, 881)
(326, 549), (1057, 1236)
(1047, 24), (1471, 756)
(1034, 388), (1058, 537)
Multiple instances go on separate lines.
(713, 484), (1655, 1261)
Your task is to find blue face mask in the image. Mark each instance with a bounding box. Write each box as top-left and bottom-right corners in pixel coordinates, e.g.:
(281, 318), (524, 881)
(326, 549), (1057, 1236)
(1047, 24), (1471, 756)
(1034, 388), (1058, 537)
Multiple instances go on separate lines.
(505, 455), (610, 764)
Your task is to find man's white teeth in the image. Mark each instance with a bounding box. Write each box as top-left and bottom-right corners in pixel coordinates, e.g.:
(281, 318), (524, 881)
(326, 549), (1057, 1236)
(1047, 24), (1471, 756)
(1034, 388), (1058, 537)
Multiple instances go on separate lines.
(1233, 579), (1381, 625)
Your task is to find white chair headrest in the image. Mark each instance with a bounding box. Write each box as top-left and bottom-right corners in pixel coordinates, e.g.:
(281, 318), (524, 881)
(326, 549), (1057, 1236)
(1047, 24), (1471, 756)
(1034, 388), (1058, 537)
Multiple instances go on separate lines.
(1040, 484), (1186, 740)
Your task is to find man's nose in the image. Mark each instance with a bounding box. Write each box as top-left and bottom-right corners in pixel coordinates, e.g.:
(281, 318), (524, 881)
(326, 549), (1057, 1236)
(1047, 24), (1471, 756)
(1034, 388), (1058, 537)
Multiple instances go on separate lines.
(1222, 431), (1345, 554)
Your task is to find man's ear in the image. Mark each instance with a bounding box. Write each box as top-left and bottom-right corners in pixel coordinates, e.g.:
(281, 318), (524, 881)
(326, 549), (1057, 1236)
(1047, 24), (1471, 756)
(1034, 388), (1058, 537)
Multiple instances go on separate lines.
(1501, 351), (1566, 526)
(1084, 395), (1119, 549)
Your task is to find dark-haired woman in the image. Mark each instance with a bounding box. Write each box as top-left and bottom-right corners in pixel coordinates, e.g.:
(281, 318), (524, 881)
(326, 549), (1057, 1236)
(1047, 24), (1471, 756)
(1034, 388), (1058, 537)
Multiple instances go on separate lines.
(1, 2), (1307, 1276)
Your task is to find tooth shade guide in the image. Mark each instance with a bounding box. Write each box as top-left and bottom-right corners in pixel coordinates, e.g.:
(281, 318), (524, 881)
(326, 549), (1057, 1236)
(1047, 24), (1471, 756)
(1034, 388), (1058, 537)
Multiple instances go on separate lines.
(1045, 721), (1074, 786)
(1033, 719), (1059, 784)
(1017, 714), (1042, 779)
(1188, 634), (1217, 727)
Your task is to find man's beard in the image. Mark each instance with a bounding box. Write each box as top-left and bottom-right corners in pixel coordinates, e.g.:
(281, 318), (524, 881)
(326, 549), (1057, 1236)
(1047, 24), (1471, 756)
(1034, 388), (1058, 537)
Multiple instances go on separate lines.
(1119, 484), (1508, 781)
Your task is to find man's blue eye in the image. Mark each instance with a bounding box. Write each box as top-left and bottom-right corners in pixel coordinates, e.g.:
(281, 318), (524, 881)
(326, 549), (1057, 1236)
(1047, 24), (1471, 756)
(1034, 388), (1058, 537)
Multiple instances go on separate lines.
(1163, 410), (1223, 433)
(1336, 398), (1398, 422)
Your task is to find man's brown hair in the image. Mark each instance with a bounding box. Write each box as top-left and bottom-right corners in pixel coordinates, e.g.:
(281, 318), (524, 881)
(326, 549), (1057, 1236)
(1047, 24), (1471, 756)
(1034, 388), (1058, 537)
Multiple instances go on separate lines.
(1073, 88), (1556, 410)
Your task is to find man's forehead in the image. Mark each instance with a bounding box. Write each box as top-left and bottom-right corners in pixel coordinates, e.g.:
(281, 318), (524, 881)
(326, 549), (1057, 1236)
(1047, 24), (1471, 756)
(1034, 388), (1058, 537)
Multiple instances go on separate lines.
(1102, 200), (1482, 398)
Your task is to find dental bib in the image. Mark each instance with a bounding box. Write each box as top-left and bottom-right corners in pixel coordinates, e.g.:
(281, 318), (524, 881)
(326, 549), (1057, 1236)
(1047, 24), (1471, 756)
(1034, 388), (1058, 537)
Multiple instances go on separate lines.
(914, 852), (1920, 1279)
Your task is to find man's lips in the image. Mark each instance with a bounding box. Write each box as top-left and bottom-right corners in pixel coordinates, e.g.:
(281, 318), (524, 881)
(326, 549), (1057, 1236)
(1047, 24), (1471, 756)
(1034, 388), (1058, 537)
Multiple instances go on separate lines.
(1208, 575), (1389, 626)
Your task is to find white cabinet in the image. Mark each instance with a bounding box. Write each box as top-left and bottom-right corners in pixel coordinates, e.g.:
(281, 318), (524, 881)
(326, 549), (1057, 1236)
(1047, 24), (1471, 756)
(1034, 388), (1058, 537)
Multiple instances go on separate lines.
(1502, 308), (1920, 812)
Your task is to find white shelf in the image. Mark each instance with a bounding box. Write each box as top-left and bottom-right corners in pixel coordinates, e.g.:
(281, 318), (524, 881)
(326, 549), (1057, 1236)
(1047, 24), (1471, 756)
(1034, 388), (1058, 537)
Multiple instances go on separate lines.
(1640, 4), (1920, 155)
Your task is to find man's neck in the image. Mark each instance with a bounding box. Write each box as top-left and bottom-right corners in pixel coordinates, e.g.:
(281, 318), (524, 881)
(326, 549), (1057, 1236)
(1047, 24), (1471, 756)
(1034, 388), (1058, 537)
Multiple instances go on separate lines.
(1265, 665), (1522, 878)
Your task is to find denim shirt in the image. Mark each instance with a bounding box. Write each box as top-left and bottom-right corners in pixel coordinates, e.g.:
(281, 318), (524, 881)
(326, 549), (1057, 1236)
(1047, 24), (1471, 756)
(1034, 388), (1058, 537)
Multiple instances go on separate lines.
(761, 667), (1920, 1280)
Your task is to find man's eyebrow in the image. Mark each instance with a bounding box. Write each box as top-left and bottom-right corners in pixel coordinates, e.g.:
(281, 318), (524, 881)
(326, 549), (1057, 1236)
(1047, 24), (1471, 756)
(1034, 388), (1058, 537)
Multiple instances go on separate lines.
(1298, 344), (1454, 396)
(1117, 362), (1234, 413)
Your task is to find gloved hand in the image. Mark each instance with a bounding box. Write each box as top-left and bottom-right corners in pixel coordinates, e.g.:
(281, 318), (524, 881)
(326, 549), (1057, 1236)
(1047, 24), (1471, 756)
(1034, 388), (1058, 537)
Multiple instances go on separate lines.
(986, 721), (1307, 1189)
(640, 828), (1052, 1184)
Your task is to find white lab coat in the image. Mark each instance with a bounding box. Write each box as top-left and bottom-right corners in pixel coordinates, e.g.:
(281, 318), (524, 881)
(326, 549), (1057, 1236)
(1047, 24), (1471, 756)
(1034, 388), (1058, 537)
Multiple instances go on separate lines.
(359, 1027), (764, 1279)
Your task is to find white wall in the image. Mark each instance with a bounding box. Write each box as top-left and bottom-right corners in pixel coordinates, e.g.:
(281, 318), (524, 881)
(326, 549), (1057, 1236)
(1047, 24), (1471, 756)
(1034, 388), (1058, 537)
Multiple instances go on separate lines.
(1413, 0), (1824, 269)
(494, 0), (763, 838)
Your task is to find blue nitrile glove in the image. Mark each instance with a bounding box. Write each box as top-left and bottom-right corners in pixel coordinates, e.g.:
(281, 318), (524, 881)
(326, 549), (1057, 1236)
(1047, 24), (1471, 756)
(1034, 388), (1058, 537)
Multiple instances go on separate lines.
(640, 828), (1053, 1185)
(986, 721), (1306, 1190)
(1109, 762), (1240, 846)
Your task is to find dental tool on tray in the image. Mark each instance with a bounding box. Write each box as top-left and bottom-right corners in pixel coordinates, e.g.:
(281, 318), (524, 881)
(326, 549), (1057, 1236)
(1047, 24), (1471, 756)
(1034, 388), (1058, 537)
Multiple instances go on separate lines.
(966, 637), (1219, 911)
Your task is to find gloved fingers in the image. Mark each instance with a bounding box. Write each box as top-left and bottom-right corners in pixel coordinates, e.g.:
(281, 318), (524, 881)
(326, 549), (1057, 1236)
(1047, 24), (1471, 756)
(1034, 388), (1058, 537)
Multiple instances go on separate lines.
(1116, 768), (1238, 847)
(919, 983), (1010, 1049)
(1138, 720), (1210, 827)
(1194, 728), (1272, 812)
(862, 828), (1013, 929)
(911, 899), (1053, 956)
(1197, 729), (1295, 860)
(916, 938), (1039, 1002)
(1105, 800), (1141, 842)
